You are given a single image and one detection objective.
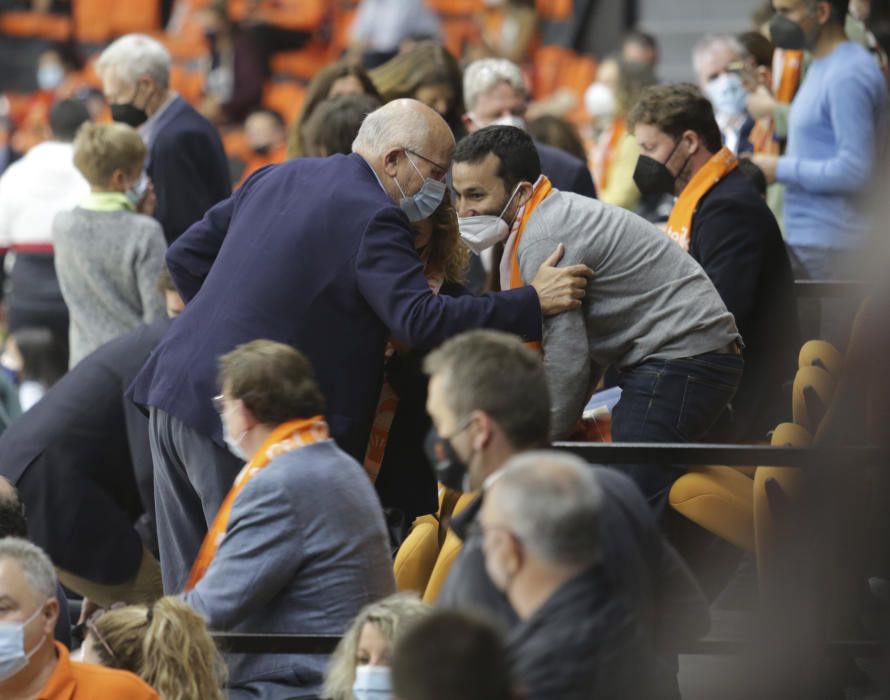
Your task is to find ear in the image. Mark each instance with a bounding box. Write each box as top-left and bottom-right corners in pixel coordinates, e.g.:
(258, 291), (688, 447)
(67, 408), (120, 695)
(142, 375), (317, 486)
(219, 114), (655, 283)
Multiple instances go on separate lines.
(381, 147), (403, 178)
(235, 400), (258, 431)
(682, 129), (702, 156)
(43, 598), (60, 635)
(469, 410), (494, 452)
(515, 180), (535, 208)
(109, 167), (127, 192)
(816, 0), (833, 24)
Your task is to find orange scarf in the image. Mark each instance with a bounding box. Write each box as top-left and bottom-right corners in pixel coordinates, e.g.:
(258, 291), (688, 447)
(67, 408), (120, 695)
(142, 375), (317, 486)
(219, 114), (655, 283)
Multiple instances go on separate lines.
(185, 416), (330, 591)
(665, 147), (738, 252)
(593, 118), (626, 191)
(499, 176), (554, 351)
(747, 49), (804, 156)
(773, 49), (803, 104)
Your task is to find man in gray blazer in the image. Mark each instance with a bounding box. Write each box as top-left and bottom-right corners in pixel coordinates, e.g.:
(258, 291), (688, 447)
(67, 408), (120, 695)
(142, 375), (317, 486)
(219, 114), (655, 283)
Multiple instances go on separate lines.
(452, 126), (743, 511)
(181, 340), (394, 700)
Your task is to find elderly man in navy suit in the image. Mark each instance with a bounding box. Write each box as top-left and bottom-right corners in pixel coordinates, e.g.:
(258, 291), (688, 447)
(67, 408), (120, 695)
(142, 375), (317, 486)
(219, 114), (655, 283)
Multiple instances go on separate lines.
(97, 34), (231, 245)
(131, 98), (592, 592)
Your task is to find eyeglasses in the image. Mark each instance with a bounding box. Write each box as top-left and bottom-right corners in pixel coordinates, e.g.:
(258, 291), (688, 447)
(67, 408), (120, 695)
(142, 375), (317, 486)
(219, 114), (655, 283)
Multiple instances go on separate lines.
(212, 394), (227, 414)
(406, 149), (449, 182)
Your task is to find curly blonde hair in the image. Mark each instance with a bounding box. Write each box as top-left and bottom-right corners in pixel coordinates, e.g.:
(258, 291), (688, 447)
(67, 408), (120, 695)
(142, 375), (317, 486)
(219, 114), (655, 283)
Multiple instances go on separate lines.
(88, 597), (227, 700)
(323, 593), (431, 700)
(419, 197), (471, 283)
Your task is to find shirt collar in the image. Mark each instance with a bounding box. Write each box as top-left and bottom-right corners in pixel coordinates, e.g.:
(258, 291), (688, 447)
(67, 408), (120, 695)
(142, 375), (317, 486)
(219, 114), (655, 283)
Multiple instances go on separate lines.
(139, 92), (178, 143)
(38, 641), (74, 700)
(80, 191), (134, 212)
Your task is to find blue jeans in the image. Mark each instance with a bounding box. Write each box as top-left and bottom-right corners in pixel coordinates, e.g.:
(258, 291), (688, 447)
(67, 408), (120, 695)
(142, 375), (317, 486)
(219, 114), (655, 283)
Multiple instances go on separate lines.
(611, 352), (744, 515)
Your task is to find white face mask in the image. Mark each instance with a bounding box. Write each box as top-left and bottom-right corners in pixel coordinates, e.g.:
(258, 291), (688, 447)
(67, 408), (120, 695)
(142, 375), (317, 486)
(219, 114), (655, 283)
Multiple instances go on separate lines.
(352, 665), (393, 700)
(584, 82), (617, 120)
(0, 605), (47, 682)
(458, 184), (522, 254)
(705, 72), (748, 119)
(221, 406), (248, 461)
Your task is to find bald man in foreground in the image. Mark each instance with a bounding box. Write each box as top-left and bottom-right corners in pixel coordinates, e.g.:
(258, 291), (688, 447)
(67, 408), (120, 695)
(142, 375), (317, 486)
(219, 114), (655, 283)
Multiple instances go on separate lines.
(130, 99), (592, 592)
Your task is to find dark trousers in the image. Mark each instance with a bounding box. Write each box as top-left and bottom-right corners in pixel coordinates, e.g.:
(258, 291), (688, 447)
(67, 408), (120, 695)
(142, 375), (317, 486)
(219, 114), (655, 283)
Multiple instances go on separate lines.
(611, 352), (744, 514)
(149, 408), (244, 593)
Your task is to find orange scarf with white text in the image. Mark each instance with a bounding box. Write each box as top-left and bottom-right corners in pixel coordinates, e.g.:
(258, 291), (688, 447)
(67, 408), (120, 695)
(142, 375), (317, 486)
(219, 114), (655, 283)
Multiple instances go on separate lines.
(185, 416), (330, 590)
(665, 147), (738, 252)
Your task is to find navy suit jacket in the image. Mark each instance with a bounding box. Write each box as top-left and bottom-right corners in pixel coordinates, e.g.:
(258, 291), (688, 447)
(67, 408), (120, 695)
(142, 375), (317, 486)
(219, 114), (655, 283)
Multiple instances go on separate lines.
(147, 96), (231, 245)
(689, 168), (799, 441)
(535, 141), (597, 198)
(130, 154), (542, 461)
(0, 320), (169, 584)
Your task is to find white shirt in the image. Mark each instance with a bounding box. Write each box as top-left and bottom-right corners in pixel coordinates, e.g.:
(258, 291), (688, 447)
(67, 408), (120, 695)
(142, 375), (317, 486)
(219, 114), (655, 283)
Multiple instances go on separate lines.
(350, 0), (440, 52)
(0, 141), (89, 250)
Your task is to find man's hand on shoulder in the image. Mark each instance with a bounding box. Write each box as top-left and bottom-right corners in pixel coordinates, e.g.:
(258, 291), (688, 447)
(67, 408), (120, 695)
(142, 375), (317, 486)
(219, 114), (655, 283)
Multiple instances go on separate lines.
(530, 244), (593, 316)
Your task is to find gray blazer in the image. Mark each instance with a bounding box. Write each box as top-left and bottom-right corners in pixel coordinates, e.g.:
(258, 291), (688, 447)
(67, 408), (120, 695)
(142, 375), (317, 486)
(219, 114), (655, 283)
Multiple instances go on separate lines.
(184, 440), (395, 699)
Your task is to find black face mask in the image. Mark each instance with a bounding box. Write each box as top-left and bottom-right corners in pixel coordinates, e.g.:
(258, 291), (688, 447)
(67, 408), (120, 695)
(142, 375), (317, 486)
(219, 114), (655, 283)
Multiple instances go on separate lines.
(252, 144), (272, 157)
(111, 102), (149, 129)
(111, 82), (150, 128)
(769, 14), (808, 50)
(424, 427), (470, 491)
(633, 138), (692, 197)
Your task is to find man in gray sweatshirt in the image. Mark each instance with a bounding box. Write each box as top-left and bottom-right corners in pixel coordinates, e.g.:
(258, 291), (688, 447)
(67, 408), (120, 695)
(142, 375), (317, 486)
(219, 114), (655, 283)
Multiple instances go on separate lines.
(452, 126), (743, 509)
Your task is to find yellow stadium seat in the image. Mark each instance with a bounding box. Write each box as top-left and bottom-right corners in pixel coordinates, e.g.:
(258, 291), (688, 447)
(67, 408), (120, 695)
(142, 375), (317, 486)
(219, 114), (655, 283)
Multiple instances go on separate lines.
(798, 340), (843, 379)
(423, 528), (465, 603)
(393, 515), (441, 595)
(792, 366), (836, 433)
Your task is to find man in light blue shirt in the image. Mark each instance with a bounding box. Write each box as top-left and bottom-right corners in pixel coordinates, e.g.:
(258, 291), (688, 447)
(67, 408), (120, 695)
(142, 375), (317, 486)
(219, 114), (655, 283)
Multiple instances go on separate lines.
(752, 0), (886, 342)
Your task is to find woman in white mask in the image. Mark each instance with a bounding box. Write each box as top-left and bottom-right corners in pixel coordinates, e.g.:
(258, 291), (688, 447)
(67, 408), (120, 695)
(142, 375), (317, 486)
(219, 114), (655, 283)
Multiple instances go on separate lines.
(323, 594), (431, 700)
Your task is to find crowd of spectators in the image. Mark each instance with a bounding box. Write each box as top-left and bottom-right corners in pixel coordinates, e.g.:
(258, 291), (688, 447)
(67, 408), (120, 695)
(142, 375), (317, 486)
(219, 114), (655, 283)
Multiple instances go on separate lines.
(0, 0), (888, 698)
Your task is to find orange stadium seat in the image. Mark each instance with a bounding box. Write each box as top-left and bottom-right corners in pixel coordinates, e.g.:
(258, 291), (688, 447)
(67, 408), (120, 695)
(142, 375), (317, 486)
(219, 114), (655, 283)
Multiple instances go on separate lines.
(73, 0), (161, 44)
(170, 65), (206, 106)
(271, 42), (334, 81)
(228, 0), (328, 32)
(262, 81), (307, 127)
(0, 11), (71, 41)
(535, 0), (572, 21)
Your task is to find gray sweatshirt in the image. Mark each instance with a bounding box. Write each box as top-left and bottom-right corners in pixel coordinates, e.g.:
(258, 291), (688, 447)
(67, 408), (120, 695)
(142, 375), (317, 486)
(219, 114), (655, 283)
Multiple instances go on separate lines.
(53, 207), (167, 367)
(516, 191), (741, 439)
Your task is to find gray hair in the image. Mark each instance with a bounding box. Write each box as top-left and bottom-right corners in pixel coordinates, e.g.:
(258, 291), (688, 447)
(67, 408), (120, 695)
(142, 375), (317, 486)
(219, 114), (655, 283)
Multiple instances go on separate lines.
(489, 451), (602, 568)
(0, 538), (57, 600)
(96, 33), (171, 88)
(351, 99), (430, 157)
(692, 34), (748, 76)
(463, 59), (525, 112)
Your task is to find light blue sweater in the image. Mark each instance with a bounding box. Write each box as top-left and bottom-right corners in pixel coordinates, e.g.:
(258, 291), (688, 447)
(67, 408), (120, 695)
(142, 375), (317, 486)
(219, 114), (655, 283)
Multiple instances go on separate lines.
(777, 41), (887, 250)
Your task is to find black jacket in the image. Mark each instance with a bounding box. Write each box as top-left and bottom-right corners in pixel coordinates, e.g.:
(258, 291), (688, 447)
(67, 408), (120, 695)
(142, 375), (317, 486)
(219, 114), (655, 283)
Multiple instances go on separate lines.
(508, 565), (657, 700)
(536, 141), (597, 198)
(437, 465), (709, 700)
(147, 97), (231, 244)
(689, 168), (799, 441)
(0, 320), (169, 584)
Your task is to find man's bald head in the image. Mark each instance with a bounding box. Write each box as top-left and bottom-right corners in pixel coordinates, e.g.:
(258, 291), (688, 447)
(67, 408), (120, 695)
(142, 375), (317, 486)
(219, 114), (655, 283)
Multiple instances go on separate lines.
(353, 98), (455, 210)
(0, 478), (27, 540)
(353, 98), (454, 161)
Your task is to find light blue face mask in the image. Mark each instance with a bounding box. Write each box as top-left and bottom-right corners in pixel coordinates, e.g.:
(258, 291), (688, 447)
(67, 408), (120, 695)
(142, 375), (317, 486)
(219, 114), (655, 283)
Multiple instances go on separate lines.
(37, 63), (64, 92)
(0, 605), (47, 682)
(352, 664), (393, 700)
(705, 72), (749, 119)
(394, 152), (447, 223)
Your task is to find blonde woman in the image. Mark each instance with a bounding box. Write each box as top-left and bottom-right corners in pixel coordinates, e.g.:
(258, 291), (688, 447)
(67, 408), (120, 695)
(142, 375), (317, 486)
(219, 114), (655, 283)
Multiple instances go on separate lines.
(81, 597), (227, 700)
(324, 593), (431, 700)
